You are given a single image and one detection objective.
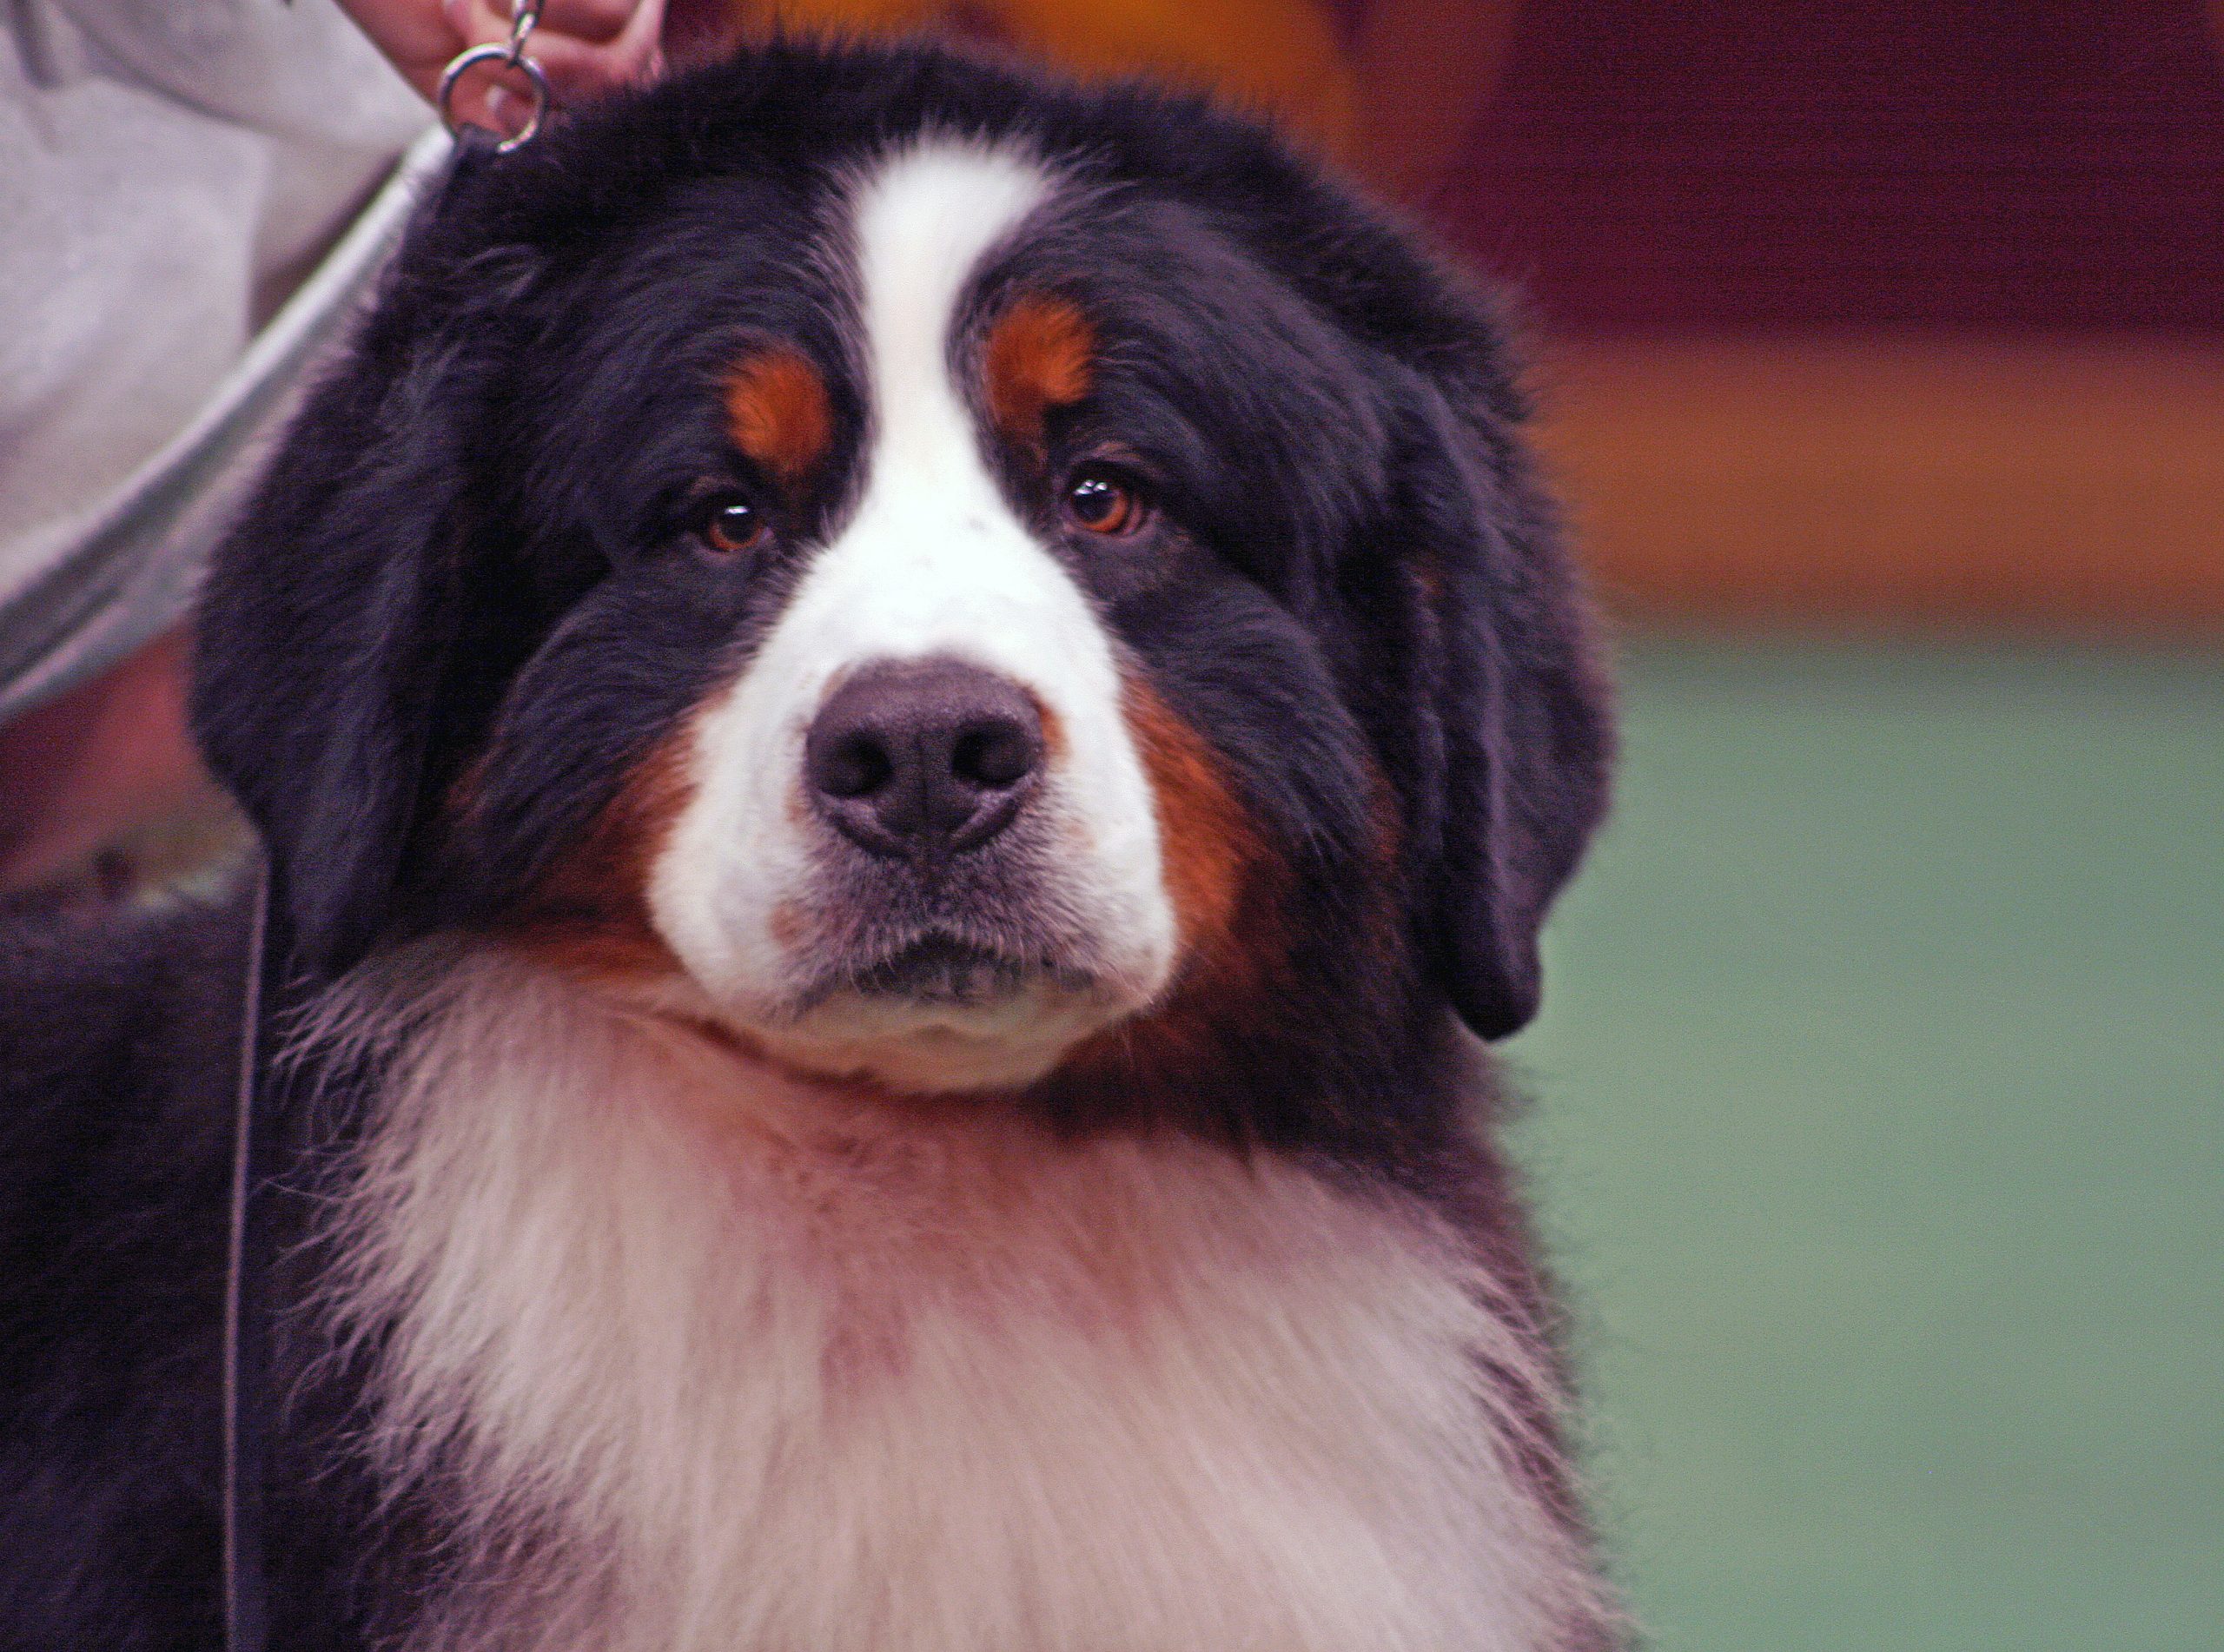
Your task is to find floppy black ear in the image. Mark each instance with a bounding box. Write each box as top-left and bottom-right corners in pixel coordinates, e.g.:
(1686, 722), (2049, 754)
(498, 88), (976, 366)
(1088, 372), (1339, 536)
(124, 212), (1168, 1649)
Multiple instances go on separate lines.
(1396, 378), (1614, 1041)
(191, 320), (486, 978)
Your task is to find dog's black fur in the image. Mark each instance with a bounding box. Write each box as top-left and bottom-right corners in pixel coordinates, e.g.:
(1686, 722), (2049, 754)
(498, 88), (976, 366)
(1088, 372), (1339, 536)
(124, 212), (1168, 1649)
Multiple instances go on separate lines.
(1, 39), (1613, 1649)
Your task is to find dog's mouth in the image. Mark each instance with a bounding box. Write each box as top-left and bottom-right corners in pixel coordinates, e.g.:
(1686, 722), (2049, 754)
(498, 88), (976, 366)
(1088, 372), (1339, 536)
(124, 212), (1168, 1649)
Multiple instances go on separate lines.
(731, 924), (1128, 1093)
(847, 935), (1042, 1006)
(814, 929), (1102, 1008)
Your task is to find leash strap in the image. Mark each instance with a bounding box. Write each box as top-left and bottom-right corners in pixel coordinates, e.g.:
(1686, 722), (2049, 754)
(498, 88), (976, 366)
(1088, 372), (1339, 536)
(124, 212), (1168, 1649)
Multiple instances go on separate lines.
(222, 860), (273, 1652)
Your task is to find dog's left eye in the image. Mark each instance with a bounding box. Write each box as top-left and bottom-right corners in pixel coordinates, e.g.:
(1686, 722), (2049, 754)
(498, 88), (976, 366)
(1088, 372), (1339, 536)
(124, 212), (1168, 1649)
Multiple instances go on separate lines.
(692, 495), (769, 557)
(1062, 466), (1150, 537)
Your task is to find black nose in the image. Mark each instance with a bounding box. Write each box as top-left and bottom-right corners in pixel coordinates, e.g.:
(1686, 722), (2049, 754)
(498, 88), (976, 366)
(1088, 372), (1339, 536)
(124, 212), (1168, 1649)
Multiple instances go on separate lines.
(804, 658), (1043, 857)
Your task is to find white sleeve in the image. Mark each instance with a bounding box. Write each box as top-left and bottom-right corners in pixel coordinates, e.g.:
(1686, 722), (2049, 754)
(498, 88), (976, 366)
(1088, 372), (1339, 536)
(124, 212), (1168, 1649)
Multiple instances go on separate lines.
(45, 0), (424, 148)
(0, 0), (427, 677)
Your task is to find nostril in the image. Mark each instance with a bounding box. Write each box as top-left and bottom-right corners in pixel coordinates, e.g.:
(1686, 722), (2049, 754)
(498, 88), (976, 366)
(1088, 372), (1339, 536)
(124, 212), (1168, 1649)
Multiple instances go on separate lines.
(952, 719), (1035, 790)
(820, 731), (892, 799)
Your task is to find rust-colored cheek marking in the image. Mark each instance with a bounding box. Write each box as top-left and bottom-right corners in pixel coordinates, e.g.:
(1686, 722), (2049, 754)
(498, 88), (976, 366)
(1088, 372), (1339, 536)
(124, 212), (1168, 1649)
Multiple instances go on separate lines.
(1057, 677), (1293, 1096)
(1123, 679), (1252, 961)
(724, 347), (833, 488)
(1034, 698), (1068, 768)
(983, 294), (1095, 448)
(506, 724), (697, 984)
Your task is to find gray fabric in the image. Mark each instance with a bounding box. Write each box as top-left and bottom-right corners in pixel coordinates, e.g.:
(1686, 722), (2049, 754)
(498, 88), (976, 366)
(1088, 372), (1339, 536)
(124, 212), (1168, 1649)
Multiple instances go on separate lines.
(0, 125), (451, 725)
(0, 0), (431, 721)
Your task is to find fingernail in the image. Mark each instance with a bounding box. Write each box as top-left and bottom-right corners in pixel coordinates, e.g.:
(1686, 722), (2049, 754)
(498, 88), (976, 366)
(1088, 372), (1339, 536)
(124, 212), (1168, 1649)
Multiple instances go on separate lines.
(486, 84), (516, 131)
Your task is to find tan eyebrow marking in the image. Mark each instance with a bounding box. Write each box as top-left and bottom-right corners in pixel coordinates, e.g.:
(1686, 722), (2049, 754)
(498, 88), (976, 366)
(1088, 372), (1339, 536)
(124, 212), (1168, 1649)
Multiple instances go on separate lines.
(724, 347), (834, 486)
(982, 294), (1096, 447)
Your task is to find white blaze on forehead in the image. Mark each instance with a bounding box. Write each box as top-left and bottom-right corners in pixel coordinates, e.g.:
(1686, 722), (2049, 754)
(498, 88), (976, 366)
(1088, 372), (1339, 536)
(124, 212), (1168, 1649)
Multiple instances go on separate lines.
(802, 142), (1105, 679)
(649, 141), (1175, 1076)
(857, 142), (1044, 493)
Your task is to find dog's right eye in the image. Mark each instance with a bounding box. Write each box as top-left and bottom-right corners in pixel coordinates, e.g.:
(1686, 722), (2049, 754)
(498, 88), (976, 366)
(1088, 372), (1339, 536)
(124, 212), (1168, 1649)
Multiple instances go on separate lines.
(692, 494), (770, 558)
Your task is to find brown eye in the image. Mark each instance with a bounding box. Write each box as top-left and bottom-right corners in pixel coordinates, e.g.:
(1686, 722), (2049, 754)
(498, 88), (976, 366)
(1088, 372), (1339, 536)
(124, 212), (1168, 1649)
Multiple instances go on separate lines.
(1063, 467), (1148, 536)
(698, 496), (767, 556)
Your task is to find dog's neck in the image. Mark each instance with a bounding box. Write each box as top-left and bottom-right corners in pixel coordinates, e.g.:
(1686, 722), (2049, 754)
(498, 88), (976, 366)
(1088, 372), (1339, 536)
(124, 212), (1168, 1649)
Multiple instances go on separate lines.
(309, 946), (1598, 1652)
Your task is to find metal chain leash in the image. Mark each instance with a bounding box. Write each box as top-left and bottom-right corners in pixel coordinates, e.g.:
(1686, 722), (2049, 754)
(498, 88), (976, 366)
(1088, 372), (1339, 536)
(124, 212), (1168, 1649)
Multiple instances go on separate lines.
(436, 1), (550, 153)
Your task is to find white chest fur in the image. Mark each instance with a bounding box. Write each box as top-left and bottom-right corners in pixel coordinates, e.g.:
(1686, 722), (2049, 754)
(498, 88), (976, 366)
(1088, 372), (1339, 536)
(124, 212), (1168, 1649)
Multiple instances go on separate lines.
(316, 957), (1598, 1651)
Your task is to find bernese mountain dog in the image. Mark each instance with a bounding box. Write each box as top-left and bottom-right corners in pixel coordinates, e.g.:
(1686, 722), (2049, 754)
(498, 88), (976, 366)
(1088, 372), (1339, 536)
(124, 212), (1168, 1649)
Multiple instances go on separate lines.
(0, 37), (1618, 1652)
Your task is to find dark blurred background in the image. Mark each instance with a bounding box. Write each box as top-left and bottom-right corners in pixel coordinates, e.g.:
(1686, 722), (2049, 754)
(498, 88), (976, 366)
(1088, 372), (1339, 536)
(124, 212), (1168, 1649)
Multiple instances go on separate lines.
(4, 4), (2218, 1645)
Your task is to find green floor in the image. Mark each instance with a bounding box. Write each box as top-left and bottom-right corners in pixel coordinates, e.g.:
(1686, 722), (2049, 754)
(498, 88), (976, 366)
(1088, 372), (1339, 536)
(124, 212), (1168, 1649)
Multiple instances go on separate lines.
(1504, 642), (2224, 1652)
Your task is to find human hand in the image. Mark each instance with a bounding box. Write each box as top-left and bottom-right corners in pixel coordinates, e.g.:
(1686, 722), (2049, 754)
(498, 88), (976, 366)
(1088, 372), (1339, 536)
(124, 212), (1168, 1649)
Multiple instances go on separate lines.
(338, 0), (667, 135)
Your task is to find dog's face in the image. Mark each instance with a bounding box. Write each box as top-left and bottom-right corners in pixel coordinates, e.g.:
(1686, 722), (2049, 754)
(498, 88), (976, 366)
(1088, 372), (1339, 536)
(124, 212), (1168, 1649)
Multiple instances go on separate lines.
(195, 45), (1611, 1127)
(637, 146), (1204, 1090)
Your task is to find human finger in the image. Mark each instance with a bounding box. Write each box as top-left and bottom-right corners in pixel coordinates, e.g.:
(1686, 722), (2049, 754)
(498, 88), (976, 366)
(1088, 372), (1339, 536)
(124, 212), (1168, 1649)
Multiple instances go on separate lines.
(448, 0), (665, 102)
(518, 8), (666, 102)
(497, 0), (645, 47)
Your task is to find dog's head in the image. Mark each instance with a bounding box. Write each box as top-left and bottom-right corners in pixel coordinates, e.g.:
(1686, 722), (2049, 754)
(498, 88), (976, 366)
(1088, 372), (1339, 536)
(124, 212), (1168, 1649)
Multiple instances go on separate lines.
(193, 42), (1610, 1119)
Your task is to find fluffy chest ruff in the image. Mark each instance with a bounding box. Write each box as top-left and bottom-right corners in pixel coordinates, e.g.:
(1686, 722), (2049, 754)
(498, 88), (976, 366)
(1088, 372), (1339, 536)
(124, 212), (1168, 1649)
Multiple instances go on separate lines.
(315, 955), (1598, 1651)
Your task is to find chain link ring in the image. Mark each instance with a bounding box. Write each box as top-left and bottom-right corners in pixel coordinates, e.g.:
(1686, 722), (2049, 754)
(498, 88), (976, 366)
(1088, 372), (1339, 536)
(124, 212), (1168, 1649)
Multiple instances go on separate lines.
(436, 2), (550, 155)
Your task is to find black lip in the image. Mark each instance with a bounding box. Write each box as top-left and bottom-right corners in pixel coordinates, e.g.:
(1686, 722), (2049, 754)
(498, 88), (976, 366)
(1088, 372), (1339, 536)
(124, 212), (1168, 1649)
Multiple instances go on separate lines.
(847, 935), (1040, 1005)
